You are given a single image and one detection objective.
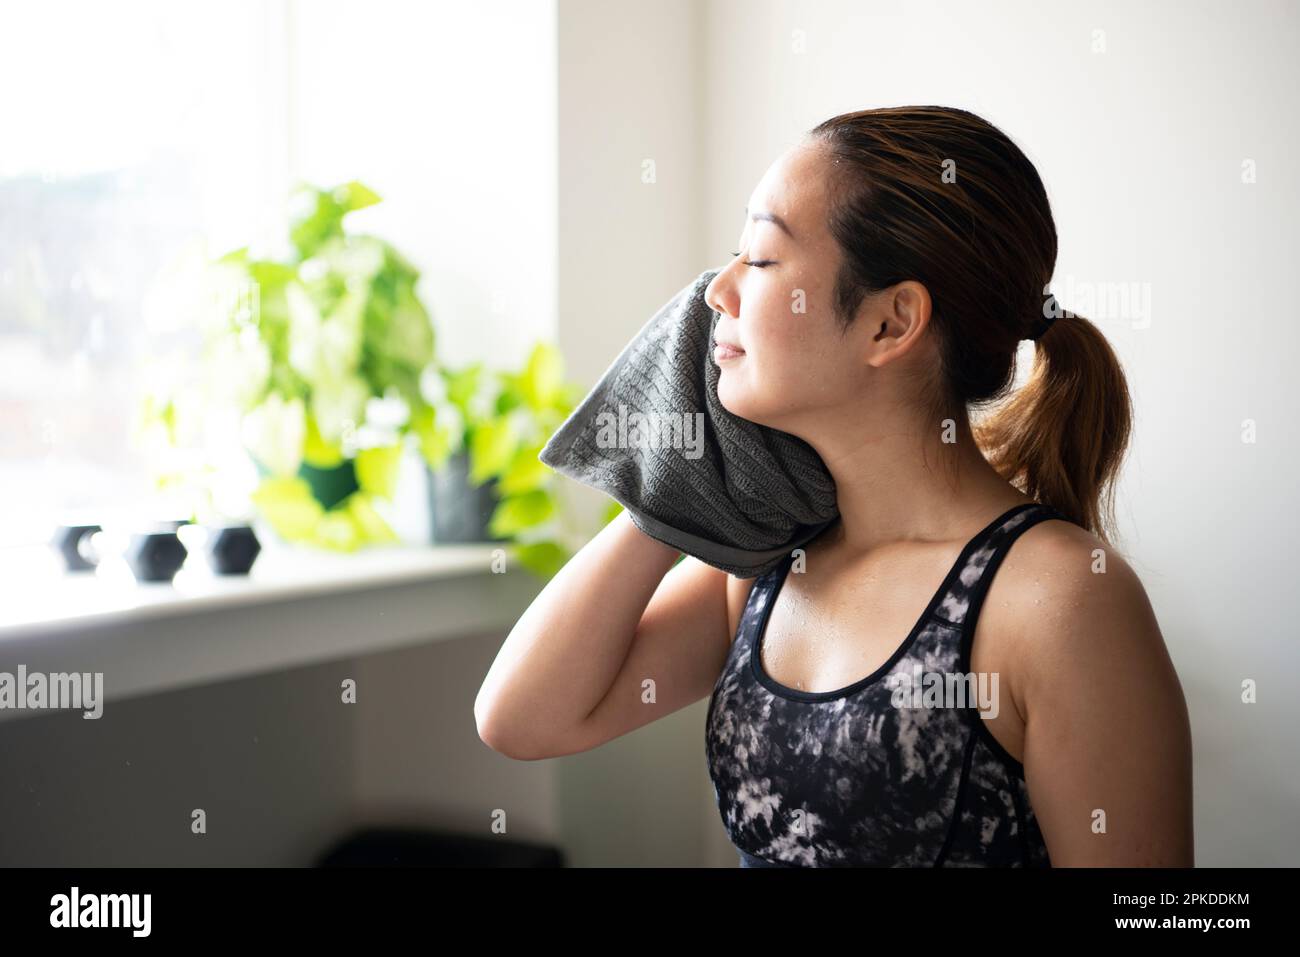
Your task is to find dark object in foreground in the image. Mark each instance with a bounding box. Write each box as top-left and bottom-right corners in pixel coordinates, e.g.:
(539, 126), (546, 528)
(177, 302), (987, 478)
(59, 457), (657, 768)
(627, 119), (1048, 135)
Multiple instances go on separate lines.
(316, 827), (564, 867)
(123, 528), (189, 582)
(50, 523), (102, 572)
(203, 523), (262, 575)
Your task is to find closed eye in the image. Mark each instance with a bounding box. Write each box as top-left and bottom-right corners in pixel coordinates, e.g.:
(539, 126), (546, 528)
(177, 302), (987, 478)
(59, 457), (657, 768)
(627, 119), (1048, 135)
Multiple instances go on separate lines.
(730, 251), (774, 268)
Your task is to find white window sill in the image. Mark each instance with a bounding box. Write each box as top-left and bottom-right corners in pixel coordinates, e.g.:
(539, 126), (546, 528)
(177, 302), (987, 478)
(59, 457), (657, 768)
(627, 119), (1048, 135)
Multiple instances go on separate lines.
(0, 539), (541, 722)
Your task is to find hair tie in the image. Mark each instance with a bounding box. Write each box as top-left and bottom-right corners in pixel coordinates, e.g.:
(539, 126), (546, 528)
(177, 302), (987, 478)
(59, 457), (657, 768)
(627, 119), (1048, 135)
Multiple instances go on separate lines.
(1026, 293), (1060, 341)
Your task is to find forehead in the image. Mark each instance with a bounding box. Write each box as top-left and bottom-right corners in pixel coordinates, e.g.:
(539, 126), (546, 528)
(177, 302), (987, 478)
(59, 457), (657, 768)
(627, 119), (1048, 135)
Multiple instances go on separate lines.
(745, 143), (829, 237)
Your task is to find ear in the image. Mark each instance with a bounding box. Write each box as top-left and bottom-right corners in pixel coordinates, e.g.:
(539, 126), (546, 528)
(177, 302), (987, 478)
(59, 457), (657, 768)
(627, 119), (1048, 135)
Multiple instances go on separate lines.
(864, 280), (932, 367)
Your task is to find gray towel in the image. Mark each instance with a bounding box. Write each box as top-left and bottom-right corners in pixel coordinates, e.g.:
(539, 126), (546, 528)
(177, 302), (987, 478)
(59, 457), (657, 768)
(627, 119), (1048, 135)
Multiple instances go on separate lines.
(539, 267), (838, 578)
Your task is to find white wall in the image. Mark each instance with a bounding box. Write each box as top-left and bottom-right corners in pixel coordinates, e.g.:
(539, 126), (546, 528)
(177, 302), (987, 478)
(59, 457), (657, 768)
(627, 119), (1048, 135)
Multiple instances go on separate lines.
(556, 0), (706, 386)
(554, 0), (733, 867)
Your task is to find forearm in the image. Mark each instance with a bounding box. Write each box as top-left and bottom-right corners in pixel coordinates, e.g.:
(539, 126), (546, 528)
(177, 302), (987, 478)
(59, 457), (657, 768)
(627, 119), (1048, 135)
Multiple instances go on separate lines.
(474, 510), (680, 757)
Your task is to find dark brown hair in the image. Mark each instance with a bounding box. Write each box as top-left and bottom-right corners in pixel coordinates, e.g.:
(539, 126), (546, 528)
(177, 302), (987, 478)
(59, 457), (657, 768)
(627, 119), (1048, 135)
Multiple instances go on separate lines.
(805, 106), (1132, 545)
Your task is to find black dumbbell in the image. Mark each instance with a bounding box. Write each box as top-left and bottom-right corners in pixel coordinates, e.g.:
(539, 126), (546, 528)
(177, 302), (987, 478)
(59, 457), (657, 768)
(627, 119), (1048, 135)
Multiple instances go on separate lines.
(123, 527), (189, 583)
(203, 523), (261, 575)
(50, 523), (102, 572)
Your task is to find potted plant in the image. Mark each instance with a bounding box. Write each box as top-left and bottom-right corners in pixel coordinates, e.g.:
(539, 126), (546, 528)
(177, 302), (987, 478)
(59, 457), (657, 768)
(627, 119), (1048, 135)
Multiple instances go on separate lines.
(136, 179), (602, 578)
(195, 179), (440, 551)
(420, 341), (587, 579)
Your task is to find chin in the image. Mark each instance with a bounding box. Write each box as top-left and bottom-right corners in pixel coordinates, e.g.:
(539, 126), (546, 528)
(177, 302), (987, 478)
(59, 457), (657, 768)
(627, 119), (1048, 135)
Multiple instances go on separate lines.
(716, 369), (770, 425)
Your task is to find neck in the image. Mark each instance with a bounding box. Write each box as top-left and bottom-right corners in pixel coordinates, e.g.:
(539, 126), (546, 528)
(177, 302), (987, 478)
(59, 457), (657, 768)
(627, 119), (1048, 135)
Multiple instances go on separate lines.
(788, 398), (1032, 555)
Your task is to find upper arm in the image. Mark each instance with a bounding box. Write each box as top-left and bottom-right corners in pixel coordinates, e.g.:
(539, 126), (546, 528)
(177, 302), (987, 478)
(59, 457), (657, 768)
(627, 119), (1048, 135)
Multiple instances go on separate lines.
(1017, 532), (1194, 866)
(565, 558), (752, 753)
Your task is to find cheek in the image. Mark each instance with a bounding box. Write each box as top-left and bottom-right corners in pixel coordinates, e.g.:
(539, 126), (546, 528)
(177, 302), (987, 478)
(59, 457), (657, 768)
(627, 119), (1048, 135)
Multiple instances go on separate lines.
(714, 330), (808, 421)
(757, 323), (857, 405)
(751, 312), (827, 380)
(718, 296), (844, 418)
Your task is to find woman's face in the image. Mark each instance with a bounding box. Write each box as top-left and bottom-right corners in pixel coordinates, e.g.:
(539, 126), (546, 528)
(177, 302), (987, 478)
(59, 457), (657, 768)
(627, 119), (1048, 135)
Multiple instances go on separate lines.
(705, 143), (917, 437)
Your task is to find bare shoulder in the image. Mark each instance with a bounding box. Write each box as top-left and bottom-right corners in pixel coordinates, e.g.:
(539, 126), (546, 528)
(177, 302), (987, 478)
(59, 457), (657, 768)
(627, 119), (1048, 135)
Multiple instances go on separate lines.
(1001, 516), (1157, 630)
(991, 515), (1193, 864)
(992, 515), (1178, 715)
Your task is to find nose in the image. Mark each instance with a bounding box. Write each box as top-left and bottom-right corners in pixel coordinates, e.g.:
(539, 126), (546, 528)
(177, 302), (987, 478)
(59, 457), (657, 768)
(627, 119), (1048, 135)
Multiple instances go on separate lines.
(704, 266), (738, 320)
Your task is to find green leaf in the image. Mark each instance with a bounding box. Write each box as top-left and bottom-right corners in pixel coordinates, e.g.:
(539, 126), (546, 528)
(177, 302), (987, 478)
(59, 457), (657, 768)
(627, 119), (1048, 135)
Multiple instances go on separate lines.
(334, 181), (382, 212)
(249, 259), (295, 284)
(344, 492), (399, 543)
(468, 417), (517, 484)
(313, 508), (360, 551)
(497, 443), (550, 495)
(290, 187), (345, 260)
(444, 363), (484, 412)
(309, 373), (370, 447)
(498, 370), (523, 403)
(494, 384), (523, 417)
(354, 443), (403, 500)
(323, 235), (385, 285)
(251, 476), (324, 541)
(487, 489), (555, 538)
(242, 393), (306, 477)
(511, 541), (570, 578)
(380, 240), (420, 280)
(364, 355), (423, 409)
(409, 403), (455, 471)
(302, 412), (345, 468)
(519, 342), (564, 411)
(375, 279), (434, 371)
(159, 397), (178, 444)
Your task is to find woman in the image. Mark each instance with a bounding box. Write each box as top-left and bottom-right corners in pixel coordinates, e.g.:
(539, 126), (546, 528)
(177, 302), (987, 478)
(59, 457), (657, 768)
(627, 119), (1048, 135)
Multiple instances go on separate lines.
(475, 106), (1193, 867)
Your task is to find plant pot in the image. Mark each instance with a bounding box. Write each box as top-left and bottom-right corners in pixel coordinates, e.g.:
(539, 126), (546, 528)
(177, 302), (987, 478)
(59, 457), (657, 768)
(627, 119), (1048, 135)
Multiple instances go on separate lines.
(298, 459), (360, 511)
(251, 455), (360, 511)
(426, 449), (506, 544)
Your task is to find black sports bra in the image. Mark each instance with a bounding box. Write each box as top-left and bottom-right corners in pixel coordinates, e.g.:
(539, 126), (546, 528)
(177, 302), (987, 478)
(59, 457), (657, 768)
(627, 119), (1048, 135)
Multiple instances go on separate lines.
(705, 502), (1065, 867)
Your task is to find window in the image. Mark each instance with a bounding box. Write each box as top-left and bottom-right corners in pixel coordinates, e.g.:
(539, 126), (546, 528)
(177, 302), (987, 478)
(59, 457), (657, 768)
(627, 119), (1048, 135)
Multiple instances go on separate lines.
(0, 0), (293, 545)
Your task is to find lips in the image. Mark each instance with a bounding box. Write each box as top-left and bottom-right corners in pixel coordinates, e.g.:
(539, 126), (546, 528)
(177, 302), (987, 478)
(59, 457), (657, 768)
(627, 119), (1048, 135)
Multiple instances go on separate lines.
(713, 340), (745, 362)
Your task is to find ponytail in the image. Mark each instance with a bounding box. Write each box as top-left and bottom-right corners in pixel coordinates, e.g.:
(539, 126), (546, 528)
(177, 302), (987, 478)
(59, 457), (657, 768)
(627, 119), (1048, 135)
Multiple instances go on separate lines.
(971, 312), (1133, 545)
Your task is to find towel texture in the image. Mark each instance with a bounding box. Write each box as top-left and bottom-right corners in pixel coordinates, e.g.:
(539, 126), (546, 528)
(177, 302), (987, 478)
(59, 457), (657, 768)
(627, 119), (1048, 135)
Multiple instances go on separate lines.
(538, 267), (838, 578)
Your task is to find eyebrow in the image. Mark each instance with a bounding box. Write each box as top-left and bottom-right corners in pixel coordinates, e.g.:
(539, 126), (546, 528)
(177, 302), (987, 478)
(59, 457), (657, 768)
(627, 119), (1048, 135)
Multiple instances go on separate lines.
(744, 205), (796, 241)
